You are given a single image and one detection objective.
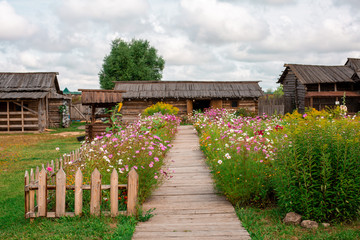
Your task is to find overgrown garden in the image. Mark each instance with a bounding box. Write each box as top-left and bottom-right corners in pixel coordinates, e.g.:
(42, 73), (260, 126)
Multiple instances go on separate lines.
(194, 107), (360, 239)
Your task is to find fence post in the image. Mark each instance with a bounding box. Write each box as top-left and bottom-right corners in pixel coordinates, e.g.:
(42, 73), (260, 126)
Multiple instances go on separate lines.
(90, 168), (101, 216)
(29, 169), (35, 213)
(56, 167), (66, 217)
(24, 171), (29, 218)
(110, 169), (118, 217)
(127, 169), (138, 216)
(38, 167), (47, 217)
(75, 168), (83, 216)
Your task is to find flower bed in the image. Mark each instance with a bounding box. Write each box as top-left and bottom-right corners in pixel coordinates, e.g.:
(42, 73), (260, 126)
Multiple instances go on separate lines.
(194, 108), (360, 222)
(58, 114), (180, 212)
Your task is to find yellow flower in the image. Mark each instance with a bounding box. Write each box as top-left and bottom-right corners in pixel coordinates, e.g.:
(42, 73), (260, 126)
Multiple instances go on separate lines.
(117, 102), (123, 112)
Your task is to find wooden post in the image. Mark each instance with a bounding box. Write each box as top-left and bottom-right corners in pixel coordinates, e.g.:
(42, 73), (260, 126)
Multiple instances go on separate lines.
(38, 167), (47, 217)
(7, 101), (9, 132)
(186, 100), (193, 115)
(74, 168), (83, 216)
(56, 168), (66, 217)
(127, 169), (138, 216)
(21, 100), (24, 132)
(110, 169), (118, 217)
(90, 168), (101, 216)
(24, 171), (30, 218)
(29, 169), (35, 212)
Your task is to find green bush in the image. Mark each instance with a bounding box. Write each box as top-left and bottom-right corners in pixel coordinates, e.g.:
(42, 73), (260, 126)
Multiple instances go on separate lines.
(234, 107), (256, 117)
(143, 102), (179, 116)
(273, 117), (360, 222)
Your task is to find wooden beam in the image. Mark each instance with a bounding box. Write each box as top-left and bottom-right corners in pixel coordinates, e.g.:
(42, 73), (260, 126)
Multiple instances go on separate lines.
(186, 100), (193, 115)
(21, 100), (24, 132)
(7, 101), (9, 132)
(12, 101), (38, 115)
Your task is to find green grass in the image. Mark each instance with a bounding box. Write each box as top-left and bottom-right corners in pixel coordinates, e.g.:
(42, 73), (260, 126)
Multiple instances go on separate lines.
(236, 207), (360, 240)
(0, 123), (137, 239)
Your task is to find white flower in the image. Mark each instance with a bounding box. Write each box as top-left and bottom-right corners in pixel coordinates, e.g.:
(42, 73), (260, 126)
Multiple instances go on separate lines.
(55, 147), (60, 151)
(225, 153), (231, 159)
(218, 160), (223, 164)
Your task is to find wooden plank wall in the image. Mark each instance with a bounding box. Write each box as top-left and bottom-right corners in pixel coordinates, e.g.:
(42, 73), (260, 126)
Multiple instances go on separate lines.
(0, 100), (39, 132)
(222, 99), (258, 113)
(70, 103), (91, 121)
(48, 99), (64, 128)
(121, 99), (187, 123)
(282, 70), (297, 113)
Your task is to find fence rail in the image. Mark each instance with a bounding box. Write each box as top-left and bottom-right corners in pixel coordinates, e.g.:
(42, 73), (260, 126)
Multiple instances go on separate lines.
(24, 150), (138, 220)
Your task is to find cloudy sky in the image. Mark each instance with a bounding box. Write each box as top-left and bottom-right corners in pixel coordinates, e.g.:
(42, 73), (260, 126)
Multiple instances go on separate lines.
(1, 0), (360, 92)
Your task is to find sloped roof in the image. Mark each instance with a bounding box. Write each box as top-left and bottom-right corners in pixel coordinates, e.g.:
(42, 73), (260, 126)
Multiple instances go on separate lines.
(345, 58), (360, 71)
(114, 81), (263, 99)
(0, 72), (60, 92)
(79, 89), (125, 105)
(0, 92), (48, 99)
(278, 64), (355, 84)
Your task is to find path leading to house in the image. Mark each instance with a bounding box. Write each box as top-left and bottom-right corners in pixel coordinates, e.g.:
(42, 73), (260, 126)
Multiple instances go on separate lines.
(132, 125), (251, 240)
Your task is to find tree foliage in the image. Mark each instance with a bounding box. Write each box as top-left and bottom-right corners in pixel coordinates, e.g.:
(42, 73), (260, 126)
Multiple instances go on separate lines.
(99, 38), (165, 89)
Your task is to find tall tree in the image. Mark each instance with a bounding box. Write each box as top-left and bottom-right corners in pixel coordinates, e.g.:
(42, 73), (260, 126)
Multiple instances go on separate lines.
(99, 38), (165, 89)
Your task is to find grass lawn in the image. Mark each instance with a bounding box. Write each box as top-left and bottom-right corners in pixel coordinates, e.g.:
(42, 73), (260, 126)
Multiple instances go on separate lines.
(0, 123), (136, 239)
(236, 207), (360, 240)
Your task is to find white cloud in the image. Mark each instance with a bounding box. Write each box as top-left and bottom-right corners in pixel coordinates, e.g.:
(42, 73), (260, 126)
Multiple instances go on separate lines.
(179, 0), (269, 43)
(0, 1), (37, 40)
(58, 0), (149, 21)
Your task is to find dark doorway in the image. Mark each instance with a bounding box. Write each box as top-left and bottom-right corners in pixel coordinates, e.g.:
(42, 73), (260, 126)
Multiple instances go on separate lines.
(193, 100), (211, 112)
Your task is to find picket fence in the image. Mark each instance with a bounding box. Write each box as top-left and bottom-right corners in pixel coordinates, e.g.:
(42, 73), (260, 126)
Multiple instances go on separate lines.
(24, 150), (138, 221)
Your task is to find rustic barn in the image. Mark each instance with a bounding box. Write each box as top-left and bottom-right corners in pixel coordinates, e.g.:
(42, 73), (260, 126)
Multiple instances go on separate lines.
(114, 81), (263, 122)
(0, 72), (71, 132)
(278, 58), (360, 114)
(79, 89), (124, 139)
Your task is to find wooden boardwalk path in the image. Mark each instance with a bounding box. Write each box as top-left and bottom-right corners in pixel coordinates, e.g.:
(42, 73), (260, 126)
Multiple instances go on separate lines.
(132, 125), (251, 240)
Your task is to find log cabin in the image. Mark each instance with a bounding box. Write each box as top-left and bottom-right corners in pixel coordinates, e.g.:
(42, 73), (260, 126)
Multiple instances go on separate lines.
(114, 81), (263, 122)
(278, 58), (360, 114)
(0, 72), (71, 132)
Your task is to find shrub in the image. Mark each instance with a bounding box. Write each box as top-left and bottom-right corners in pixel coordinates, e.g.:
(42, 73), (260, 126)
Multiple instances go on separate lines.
(234, 107), (256, 118)
(143, 102), (179, 116)
(273, 111), (360, 222)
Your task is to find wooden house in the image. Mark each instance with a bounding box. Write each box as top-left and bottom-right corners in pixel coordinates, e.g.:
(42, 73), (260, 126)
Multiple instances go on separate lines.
(114, 81), (263, 122)
(0, 72), (71, 132)
(278, 58), (360, 113)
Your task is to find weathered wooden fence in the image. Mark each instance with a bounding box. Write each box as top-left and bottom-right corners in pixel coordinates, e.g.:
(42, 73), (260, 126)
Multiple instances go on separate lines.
(24, 150), (138, 220)
(258, 95), (285, 116)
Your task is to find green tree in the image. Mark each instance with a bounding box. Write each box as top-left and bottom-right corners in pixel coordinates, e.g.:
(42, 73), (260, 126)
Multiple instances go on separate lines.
(99, 38), (165, 89)
(273, 85), (284, 97)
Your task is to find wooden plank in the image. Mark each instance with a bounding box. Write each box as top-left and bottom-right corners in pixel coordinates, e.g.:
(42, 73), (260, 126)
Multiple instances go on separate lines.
(74, 168), (83, 216)
(37, 167), (47, 217)
(90, 168), (101, 216)
(110, 169), (118, 217)
(29, 169), (35, 212)
(127, 169), (138, 216)
(13, 101), (38, 115)
(24, 171), (29, 218)
(56, 168), (66, 217)
(21, 100), (24, 132)
(186, 99), (193, 115)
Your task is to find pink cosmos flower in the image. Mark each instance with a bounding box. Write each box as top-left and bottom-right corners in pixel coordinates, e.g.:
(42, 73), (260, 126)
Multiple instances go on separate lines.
(148, 151), (152, 156)
(154, 175), (158, 179)
(154, 157), (159, 162)
(47, 167), (53, 172)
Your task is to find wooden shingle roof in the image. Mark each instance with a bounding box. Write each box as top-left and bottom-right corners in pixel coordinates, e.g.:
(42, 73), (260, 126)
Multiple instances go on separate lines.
(0, 72), (60, 92)
(278, 64), (355, 84)
(114, 81), (263, 99)
(79, 89), (125, 106)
